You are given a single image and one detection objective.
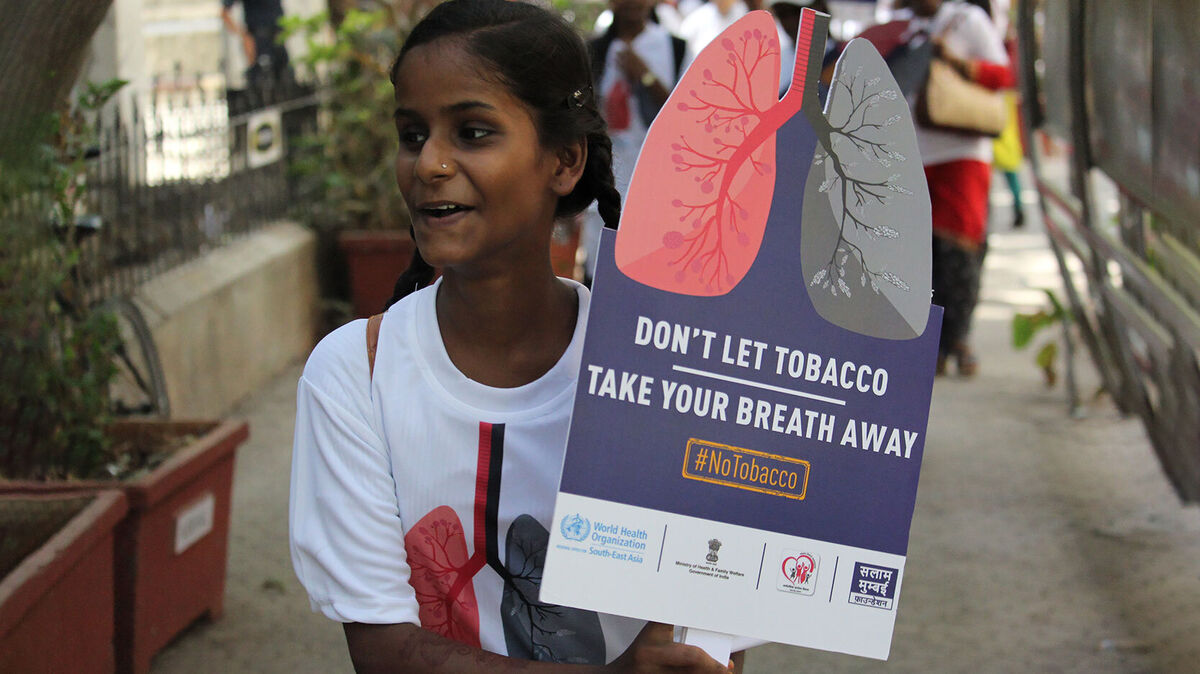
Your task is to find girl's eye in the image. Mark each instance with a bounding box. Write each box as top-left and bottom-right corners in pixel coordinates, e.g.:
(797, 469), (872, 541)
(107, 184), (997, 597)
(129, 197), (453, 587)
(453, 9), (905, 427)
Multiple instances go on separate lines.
(460, 126), (492, 142)
(399, 127), (427, 147)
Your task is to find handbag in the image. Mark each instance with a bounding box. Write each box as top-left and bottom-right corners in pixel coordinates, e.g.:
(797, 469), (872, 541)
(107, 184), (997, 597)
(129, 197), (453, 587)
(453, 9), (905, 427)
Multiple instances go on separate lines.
(916, 53), (1008, 137)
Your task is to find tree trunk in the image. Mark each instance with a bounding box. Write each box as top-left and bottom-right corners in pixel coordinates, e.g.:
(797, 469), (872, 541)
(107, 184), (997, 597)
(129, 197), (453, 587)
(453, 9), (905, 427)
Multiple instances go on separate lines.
(0, 0), (114, 162)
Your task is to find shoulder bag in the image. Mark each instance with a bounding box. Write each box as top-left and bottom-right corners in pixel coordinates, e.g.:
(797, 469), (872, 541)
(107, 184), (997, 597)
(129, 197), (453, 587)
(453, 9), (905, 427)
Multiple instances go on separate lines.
(916, 14), (1008, 137)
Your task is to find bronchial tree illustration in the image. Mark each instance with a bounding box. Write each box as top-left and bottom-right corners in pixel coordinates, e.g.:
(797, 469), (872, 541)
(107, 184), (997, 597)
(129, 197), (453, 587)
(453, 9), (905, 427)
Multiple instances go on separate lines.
(615, 10), (929, 324)
(666, 29), (781, 291)
(808, 65), (914, 300)
(500, 515), (604, 663)
(404, 506), (482, 646)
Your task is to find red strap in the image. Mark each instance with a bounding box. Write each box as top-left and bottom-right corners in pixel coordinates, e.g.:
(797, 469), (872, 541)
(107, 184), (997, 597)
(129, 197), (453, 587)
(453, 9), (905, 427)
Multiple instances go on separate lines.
(366, 313), (383, 381)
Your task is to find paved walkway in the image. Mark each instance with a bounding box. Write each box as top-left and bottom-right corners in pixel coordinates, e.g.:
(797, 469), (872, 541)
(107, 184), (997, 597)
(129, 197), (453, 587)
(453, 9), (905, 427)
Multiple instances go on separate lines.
(151, 183), (1200, 673)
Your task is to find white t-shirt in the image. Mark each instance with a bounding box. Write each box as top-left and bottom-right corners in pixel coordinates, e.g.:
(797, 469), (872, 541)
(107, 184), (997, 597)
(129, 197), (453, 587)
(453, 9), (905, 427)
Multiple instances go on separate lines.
(680, 0), (750, 60)
(289, 278), (644, 663)
(904, 2), (1009, 166)
(657, 0), (707, 37)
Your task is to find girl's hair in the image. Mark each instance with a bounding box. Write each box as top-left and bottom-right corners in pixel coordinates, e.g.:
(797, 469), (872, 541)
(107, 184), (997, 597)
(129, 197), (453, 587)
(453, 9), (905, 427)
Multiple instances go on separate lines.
(385, 0), (620, 308)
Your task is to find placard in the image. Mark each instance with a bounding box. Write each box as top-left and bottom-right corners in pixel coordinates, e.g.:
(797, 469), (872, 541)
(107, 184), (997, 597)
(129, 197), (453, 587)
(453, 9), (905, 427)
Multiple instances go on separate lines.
(542, 10), (941, 660)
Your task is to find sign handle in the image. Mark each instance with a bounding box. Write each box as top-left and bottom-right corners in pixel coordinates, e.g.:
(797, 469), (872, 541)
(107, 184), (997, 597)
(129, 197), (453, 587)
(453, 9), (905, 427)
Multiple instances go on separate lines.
(675, 626), (733, 666)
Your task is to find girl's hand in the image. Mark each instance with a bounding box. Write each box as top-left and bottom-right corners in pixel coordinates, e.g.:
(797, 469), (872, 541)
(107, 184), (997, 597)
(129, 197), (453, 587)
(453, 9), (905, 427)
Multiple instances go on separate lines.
(607, 622), (736, 673)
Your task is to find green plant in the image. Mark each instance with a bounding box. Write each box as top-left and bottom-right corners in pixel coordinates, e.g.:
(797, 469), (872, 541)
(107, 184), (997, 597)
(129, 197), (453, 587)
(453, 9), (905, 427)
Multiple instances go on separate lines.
(0, 79), (127, 480)
(1011, 288), (1069, 387)
(283, 4), (433, 231)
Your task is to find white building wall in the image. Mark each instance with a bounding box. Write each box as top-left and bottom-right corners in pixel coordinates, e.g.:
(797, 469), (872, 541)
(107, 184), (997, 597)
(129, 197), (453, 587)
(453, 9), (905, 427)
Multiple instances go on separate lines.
(84, 0), (327, 93)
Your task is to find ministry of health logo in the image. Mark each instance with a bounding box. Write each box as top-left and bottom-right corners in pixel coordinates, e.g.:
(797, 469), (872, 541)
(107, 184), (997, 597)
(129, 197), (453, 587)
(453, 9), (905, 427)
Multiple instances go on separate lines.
(560, 513), (590, 542)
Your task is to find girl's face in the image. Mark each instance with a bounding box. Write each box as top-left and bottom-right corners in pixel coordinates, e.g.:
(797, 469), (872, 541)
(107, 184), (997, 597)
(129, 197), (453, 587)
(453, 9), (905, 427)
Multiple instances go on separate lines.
(392, 39), (582, 275)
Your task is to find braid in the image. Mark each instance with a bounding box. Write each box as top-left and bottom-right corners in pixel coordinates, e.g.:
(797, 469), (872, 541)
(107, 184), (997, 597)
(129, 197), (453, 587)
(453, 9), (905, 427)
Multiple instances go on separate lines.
(586, 132), (622, 230)
(554, 93), (622, 230)
(384, 228), (436, 309)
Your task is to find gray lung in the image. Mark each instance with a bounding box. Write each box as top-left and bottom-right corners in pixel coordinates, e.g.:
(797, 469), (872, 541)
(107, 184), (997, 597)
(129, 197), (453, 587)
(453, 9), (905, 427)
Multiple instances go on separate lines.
(802, 38), (932, 340)
(500, 515), (606, 663)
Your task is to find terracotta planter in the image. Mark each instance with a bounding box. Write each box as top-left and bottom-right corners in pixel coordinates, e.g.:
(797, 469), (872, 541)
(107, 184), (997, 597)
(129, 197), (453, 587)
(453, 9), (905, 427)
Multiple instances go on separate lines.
(108, 419), (249, 674)
(2, 419), (249, 674)
(338, 229), (415, 318)
(0, 490), (128, 674)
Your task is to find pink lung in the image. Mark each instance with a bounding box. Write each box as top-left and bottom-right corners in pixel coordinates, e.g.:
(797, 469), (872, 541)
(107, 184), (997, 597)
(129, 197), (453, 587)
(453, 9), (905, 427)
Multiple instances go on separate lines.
(616, 11), (810, 295)
(404, 505), (482, 647)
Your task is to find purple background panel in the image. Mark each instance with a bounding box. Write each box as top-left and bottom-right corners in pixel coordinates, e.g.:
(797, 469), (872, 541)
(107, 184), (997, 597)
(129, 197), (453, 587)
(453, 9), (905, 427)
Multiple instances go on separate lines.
(561, 110), (942, 557)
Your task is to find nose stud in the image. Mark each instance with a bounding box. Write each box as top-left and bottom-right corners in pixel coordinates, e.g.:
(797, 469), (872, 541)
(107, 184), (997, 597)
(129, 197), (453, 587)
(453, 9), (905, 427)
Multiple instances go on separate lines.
(441, 163), (448, 169)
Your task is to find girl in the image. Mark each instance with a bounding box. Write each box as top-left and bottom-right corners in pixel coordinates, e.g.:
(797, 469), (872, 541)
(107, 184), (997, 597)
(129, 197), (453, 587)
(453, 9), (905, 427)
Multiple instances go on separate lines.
(289, 0), (740, 671)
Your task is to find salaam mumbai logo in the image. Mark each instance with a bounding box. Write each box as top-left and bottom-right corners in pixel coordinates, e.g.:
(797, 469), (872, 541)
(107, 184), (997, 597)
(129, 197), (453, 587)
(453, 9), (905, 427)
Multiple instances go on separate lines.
(560, 513), (590, 542)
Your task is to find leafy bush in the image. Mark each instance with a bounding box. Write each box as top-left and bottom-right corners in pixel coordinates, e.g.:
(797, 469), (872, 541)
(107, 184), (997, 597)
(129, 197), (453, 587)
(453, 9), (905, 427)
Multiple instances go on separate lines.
(0, 81), (126, 480)
(283, 5), (433, 231)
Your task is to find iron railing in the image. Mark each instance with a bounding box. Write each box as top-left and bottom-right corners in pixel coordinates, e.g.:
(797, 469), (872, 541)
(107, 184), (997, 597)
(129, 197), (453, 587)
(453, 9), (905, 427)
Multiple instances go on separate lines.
(1017, 0), (1200, 501)
(73, 74), (321, 303)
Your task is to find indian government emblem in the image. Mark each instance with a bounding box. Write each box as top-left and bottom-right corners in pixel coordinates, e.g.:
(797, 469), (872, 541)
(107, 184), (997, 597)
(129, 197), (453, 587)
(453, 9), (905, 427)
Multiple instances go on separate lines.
(706, 538), (722, 564)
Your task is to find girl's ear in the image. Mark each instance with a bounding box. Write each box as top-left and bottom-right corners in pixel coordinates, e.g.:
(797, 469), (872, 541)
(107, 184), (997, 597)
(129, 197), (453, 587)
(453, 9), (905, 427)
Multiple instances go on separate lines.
(551, 138), (588, 197)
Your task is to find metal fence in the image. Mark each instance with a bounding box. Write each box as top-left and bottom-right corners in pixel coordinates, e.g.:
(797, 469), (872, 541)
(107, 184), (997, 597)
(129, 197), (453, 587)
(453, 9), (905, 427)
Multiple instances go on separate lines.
(1017, 0), (1200, 501)
(73, 74), (321, 303)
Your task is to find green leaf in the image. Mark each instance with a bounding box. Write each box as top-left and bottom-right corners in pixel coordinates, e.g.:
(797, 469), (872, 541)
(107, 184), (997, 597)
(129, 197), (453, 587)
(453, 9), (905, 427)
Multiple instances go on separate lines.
(1012, 313), (1035, 348)
(1035, 340), (1058, 370)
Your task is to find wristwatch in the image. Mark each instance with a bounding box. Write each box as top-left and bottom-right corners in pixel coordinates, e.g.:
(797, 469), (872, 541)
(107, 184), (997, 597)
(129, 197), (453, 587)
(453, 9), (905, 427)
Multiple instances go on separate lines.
(640, 71), (657, 88)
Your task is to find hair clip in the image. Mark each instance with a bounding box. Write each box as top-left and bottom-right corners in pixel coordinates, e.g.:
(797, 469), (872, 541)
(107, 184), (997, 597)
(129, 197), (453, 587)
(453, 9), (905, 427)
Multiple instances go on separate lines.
(568, 86), (590, 109)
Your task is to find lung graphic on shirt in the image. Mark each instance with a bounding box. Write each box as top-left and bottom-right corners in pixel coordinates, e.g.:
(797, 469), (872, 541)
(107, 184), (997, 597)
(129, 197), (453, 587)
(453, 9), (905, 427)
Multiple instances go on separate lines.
(404, 423), (605, 662)
(614, 10), (931, 340)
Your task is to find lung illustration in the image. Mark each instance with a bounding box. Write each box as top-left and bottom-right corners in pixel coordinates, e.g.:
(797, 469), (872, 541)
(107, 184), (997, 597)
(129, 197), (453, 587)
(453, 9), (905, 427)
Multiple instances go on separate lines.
(499, 515), (605, 663)
(615, 11), (783, 295)
(405, 423), (605, 661)
(614, 10), (931, 339)
(404, 505), (482, 647)
(801, 38), (931, 339)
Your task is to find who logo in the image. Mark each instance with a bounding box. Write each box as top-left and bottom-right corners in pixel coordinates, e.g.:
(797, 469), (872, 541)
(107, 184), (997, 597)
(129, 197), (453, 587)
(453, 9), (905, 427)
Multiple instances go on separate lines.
(559, 513), (591, 542)
(777, 551), (819, 596)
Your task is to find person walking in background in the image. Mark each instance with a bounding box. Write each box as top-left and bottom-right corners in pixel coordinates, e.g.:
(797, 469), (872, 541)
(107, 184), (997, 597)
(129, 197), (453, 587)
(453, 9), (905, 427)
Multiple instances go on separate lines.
(581, 0), (690, 284)
(221, 0), (291, 85)
(895, 0), (1012, 376)
(964, 0), (1026, 228)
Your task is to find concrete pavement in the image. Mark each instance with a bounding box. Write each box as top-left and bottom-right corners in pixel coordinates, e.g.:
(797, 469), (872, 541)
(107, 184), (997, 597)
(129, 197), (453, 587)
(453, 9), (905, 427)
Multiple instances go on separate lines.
(150, 181), (1200, 673)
